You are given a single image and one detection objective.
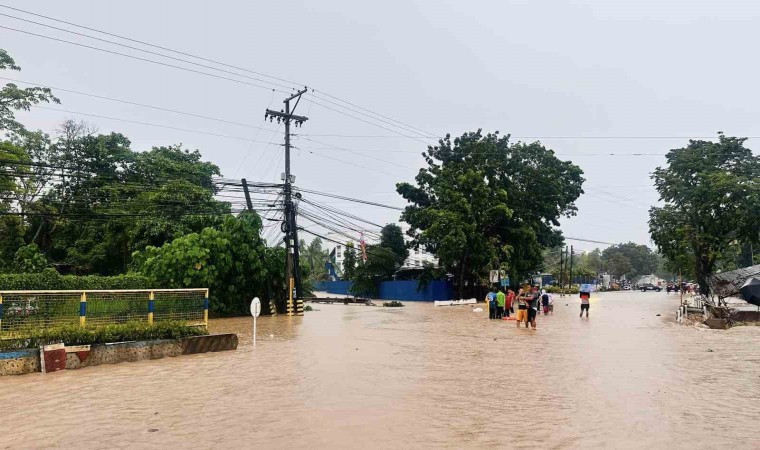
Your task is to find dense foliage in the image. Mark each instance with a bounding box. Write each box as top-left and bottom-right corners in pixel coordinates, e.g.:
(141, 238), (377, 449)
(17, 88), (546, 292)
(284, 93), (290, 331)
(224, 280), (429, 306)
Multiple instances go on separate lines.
(300, 237), (329, 280)
(342, 241), (357, 280)
(133, 211), (270, 316)
(0, 49), (296, 316)
(398, 130), (584, 296)
(0, 268), (152, 290)
(602, 243), (660, 279)
(349, 224), (410, 297)
(649, 134), (760, 294)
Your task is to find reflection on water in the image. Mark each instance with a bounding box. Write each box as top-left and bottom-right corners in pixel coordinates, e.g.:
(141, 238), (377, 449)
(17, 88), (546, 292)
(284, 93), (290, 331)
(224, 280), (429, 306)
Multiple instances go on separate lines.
(2, 293), (760, 449)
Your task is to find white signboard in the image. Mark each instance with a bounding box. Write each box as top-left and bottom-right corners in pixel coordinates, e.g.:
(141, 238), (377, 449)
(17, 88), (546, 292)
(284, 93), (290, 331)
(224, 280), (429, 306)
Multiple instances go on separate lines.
(250, 297), (261, 347)
(250, 297), (261, 318)
(490, 270), (499, 283)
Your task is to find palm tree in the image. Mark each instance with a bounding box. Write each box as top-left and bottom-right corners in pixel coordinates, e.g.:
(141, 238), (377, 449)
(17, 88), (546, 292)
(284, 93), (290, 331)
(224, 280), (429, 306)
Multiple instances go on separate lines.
(301, 238), (328, 279)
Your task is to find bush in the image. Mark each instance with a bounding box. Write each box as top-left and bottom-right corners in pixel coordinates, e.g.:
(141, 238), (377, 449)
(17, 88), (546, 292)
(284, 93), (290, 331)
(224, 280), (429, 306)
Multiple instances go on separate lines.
(0, 320), (207, 350)
(383, 301), (404, 307)
(545, 285), (580, 294)
(0, 268), (154, 291)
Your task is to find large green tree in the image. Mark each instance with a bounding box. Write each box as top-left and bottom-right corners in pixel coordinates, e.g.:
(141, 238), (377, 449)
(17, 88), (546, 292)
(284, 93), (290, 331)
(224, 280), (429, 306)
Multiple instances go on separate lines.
(602, 242), (659, 280)
(31, 131), (229, 274)
(649, 134), (760, 294)
(133, 211), (268, 315)
(397, 130), (584, 296)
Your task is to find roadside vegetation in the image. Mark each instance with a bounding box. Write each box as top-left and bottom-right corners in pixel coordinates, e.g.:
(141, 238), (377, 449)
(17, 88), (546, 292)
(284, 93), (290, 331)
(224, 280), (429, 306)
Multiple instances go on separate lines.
(0, 320), (207, 351)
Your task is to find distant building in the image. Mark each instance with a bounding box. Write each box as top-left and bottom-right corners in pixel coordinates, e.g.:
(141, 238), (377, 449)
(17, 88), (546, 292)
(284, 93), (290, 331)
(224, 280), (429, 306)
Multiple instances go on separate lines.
(636, 274), (666, 286)
(324, 224), (437, 278)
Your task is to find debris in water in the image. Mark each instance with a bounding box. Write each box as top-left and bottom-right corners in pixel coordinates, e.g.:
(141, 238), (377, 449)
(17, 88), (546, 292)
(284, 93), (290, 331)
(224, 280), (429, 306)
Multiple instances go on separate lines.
(656, 314), (661, 316)
(148, 429), (159, 433)
(707, 349), (714, 352)
(472, 307), (483, 312)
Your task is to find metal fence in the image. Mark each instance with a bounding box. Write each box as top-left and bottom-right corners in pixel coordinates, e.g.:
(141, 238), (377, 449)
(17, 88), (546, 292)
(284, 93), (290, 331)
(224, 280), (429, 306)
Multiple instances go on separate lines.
(0, 289), (209, 339)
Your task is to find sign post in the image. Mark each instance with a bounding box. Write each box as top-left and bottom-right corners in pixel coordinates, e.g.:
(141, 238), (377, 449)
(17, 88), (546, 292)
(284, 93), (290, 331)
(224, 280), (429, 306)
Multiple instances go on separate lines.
(250, 297), (261, 347)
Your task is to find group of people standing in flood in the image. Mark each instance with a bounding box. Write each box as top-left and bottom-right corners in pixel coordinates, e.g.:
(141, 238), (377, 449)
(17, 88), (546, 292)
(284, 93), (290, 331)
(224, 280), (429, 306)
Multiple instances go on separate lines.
(487, 285), (555, 329)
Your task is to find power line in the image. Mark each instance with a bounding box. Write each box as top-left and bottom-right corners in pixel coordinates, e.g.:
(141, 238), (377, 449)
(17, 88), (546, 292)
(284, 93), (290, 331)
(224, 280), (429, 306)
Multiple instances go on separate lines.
(0, 76), (285, 133)
(563, 236), (616, 245)
(32, 106), (285, 146)
(311, 89), (438, 139)
(0, 25), (290, 93)
(0, 4), (436, 141)
(298, 136), (418, 171)
(296, 187), (404, 211)
(302, 133), (758, 140)
(0, 12), (298, 91)
(0, 3), (304, 88)
(303, 98), (434, 144)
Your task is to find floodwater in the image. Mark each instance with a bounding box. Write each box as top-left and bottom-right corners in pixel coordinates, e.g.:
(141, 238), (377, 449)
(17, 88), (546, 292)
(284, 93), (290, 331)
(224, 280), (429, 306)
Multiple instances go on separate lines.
(2, 292), (759, 449)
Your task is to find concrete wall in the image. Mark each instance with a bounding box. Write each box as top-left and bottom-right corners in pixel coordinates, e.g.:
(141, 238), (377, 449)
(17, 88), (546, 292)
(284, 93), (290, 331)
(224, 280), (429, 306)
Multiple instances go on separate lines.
(0, 334), (238, 376)
(313, 280), (454, 301)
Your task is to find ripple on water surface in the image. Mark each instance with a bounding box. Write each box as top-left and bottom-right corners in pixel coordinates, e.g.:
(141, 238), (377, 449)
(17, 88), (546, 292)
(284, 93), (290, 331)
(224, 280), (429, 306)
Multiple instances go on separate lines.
(1, 292), (759, 449)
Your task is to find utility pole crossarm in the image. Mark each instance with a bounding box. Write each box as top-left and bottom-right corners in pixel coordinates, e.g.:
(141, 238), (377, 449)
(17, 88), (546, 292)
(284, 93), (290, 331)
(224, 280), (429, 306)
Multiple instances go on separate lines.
(264, 109), (309, 126)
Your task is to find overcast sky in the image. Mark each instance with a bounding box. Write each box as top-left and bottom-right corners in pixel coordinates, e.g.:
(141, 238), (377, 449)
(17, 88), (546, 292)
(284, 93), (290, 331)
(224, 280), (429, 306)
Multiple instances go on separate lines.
(3, 0), (759, 251)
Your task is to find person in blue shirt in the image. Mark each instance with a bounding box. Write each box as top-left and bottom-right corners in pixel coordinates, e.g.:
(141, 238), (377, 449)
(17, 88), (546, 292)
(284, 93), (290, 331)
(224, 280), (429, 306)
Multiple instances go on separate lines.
(487, 289), (497, 319)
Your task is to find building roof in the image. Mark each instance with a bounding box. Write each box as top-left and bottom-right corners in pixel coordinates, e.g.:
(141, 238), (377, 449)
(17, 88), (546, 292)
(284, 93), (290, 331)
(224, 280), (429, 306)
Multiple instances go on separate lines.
(707, 264), (760, 299)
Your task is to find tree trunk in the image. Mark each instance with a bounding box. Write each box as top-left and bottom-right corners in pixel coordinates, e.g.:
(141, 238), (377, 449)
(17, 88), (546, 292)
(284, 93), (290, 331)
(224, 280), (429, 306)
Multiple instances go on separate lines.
(695, 251), (714, 296)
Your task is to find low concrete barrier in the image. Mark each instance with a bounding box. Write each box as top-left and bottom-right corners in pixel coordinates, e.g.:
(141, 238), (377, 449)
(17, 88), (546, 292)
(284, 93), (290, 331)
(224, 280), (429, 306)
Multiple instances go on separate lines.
(0, 349), (40, 376)
(0, 334), (238, 376)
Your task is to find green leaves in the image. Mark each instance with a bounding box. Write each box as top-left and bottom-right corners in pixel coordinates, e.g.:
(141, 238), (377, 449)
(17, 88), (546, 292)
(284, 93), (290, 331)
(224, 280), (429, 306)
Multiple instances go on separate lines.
(398, 130), (584, 295)
(0, 49), (60, 134)
(649, 134), (760, 293)
(133, 212), (270, 316)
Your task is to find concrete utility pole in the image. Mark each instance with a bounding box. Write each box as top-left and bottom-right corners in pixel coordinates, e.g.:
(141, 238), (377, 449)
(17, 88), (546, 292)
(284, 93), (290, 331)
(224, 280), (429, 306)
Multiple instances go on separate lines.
(559, 247), (565, 291)
(241, 178), (254, 211)
(569, 245), (574, 289)
(265, 88), (309, 315)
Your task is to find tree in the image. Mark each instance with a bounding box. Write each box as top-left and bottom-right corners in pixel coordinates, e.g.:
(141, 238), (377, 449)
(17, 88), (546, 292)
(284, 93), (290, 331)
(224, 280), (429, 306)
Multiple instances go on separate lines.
(33, 133), (228, 274)
(0, 216), (23, 270)
(134, 211), (268, 315)
(380, 224), (408, 264)
(602, 242), (659, 280)
(0, 49), (60, 134)
(649, 134), (760, 294)
(13, 243), (47, 273)
(398, 130), (584, 297)
(342, 241), (357, 280)
(349, 245), (398, 297)
(300, 238), (328, 280)
(607, 254), (633, 279)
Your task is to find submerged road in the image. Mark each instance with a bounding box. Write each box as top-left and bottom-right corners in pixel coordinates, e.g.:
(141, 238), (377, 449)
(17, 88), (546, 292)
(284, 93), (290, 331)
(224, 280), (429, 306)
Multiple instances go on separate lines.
(2, 292), (759, 449)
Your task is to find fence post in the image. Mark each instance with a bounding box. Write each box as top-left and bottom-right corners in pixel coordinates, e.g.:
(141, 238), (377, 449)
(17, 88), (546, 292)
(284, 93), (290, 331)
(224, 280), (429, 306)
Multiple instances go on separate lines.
(203, 289), (209, 327)
(0, 293), (3, 338)
(148, 291), (155, 325)
(79, 292), (87, 327)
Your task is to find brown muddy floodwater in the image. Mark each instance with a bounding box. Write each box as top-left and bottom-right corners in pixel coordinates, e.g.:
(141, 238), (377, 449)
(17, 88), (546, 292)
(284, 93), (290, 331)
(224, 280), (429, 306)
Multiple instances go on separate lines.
(2, 292), (760, 449)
